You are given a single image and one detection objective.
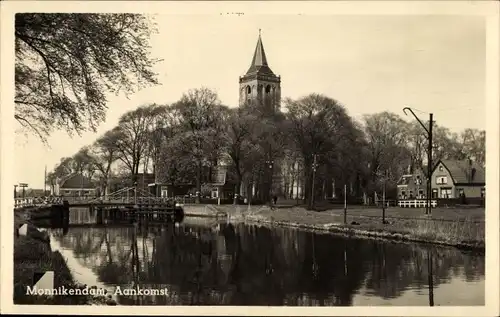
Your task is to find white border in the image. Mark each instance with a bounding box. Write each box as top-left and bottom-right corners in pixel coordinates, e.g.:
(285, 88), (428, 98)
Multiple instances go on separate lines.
(1, 1), (498, 316)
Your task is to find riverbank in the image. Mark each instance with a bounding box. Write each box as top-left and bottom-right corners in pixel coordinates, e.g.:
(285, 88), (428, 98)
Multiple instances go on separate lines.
(13, 211), (115, 305)
(214, 205), (485, 252)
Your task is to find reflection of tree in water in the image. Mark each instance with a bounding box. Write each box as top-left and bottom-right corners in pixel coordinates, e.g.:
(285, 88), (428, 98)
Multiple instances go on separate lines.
(50, 221), (484, 306)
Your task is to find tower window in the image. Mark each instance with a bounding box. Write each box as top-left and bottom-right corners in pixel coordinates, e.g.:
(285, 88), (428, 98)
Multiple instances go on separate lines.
(246, 86), (252, 94)
(265, 85), (271, 93)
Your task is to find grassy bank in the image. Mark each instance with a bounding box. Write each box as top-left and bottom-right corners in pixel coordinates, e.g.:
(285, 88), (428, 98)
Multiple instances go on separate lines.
(214, 205), (485, 251)
(13, 211), (114, 305)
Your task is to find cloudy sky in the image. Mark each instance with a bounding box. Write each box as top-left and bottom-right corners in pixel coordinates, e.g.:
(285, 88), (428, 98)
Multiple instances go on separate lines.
(13, 13), (486, 189)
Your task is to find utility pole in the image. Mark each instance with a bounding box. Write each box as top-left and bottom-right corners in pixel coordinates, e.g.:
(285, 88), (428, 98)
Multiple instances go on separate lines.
(311, 154), (318, 209)
(382, 170), (386, 223)
(403, 108), (434, 215)
(344, 184), (347, 224)
(428, 113), (433, 215)
(44, 165), (47, 196)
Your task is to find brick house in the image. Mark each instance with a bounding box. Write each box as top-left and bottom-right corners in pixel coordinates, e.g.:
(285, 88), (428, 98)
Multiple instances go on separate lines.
(431, 159), (485, 199)
(396, 169), (427, 200)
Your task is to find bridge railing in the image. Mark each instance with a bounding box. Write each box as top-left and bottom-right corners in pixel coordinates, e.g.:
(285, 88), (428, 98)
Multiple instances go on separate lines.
(14, 196), (63, 208)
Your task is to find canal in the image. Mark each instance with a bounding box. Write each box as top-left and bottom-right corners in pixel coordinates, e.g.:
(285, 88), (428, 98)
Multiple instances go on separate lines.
(45, 207), (484, 306)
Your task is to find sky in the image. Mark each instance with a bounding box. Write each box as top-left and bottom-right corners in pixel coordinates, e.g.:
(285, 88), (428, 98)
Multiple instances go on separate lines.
(13, 14), (486, 189)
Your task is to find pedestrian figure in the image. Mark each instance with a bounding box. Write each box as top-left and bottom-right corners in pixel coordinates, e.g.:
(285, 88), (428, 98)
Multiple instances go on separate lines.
(273, 195), (278, 205)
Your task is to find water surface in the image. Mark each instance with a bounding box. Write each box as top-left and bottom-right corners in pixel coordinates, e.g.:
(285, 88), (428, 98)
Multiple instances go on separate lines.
(47, 207), (485, 306)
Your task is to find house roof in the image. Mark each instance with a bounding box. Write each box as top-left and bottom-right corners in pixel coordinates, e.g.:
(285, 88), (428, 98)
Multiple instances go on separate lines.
(136, 173), (155, 184)
(437, 160), (485, 185)
(59, 173), (95, 189)
(397, 175), (412, 186)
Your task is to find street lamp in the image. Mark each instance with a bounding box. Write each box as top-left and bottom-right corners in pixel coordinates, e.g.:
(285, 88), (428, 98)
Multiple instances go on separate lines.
(19, 183), (28, 199)
(311, 154), (319, 209)
(265, 159), (274, 204)
(375, 170), (389, 224)
(403, 107), (433, 215)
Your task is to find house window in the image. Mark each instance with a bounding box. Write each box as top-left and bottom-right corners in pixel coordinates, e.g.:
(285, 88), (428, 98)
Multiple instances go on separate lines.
(458, 188), (464, 196)
(211, 188), (219, 199)
(439, 166), (443, 171)
(436, 176), (448, 185)
(440, 188), (452, 198)
(418, 189), (424, 197)
(409, 191), (414, 198)
(65, 190), (71, 195)
(401, 190), (406, 198)
(415, 175), (422, 185)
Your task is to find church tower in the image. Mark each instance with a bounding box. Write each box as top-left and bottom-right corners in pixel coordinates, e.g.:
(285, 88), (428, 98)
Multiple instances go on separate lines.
(239, 31), (281, 111)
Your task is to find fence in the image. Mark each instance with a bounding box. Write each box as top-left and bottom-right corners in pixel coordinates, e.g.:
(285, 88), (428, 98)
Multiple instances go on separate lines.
(397, 199), (437, 208)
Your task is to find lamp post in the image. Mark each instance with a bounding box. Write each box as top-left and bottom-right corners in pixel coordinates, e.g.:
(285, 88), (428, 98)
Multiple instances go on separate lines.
(19, 183), (28, 199)
(311, 154), (319, 209)
(375, 170), (388, 223)
(403, 107), (433, 215)
(265, 159), (274, 204)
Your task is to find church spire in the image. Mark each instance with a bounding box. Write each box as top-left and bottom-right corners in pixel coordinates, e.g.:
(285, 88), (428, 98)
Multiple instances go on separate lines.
(246, 30), (274, 75)
(250, 30), (268, 67)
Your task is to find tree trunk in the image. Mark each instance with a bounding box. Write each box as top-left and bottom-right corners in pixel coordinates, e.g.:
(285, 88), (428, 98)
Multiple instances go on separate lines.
(233, 180), (241, 205)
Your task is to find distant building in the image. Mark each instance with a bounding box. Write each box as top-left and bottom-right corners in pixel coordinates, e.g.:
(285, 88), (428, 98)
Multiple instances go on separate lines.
(135, 172), (156, 195)
(53, 173), (97, 197)
(397, 170), (426, 200)
(431, 159), (485, 199)
(152, 165), (236, 200)
(24, 188), (47, 197)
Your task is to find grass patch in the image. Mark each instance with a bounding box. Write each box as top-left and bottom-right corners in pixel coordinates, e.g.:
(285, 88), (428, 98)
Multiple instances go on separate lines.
(237, 206), (485, 251)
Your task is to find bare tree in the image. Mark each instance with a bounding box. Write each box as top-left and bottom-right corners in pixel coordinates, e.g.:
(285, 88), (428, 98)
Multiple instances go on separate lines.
(90, 128), (120, 196)
(114, 104), (161, 184)
(363, 112), (411, 189)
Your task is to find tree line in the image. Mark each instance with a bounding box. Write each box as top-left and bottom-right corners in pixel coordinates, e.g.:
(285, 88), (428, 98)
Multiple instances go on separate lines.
(46, 87), (485, 207)
(16, 14), (484, 206)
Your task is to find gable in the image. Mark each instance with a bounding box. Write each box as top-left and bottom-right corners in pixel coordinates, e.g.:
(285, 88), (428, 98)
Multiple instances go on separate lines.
(435, 160), (485, 185)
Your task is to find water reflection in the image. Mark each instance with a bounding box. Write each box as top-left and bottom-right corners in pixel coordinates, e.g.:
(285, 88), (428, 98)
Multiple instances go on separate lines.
(48, 209), (485, 306)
